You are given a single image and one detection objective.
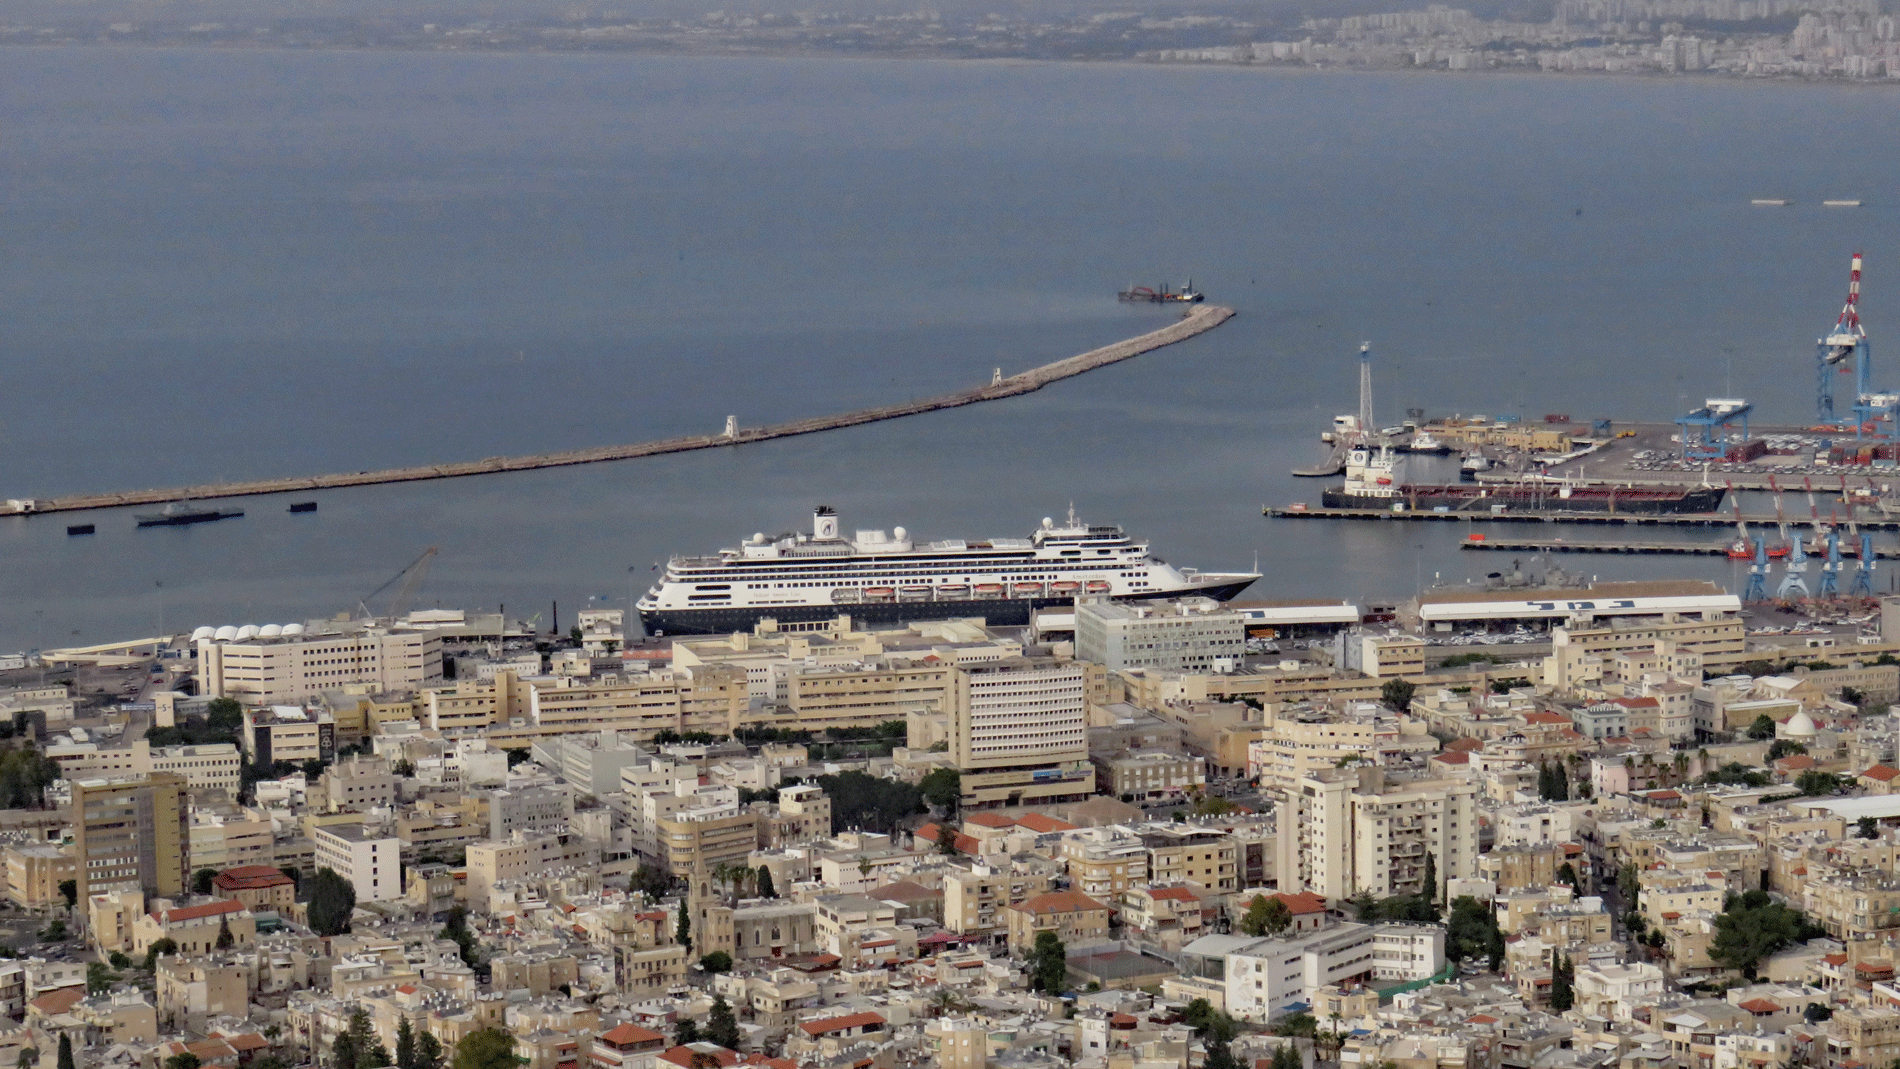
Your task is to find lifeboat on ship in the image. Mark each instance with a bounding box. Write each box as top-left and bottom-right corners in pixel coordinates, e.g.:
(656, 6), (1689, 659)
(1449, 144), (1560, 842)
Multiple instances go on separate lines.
(1049, 581), (1082, 596)
(974, 583), (1006, 599)
(1084, 580), (1112, 594)
(1013, 582), (1046, 598)
(937, 584), (971, 598)
(864, 587), (897, 602)
(898, 585), (932, 602)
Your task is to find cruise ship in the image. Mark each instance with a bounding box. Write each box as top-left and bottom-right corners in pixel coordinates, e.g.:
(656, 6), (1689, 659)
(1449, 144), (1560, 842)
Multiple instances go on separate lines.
(636, 506), (1260, 635)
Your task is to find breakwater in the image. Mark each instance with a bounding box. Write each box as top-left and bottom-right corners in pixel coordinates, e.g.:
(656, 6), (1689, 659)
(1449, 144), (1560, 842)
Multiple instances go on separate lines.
(2, 305), (1235, 518)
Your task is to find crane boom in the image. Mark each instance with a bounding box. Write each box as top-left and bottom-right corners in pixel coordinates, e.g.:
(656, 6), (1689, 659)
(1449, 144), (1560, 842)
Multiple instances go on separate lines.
(355, 546), (440, 621)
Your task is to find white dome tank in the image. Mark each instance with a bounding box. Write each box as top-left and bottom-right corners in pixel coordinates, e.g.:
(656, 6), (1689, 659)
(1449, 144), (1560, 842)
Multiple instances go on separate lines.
(893, 526), (907, 541)
(234, 625), (259, 641)
(191, 626), (216, 642)
(213, 626), (239, 642)
(282, 623), (305, 636)
(259, 624), (283, 638)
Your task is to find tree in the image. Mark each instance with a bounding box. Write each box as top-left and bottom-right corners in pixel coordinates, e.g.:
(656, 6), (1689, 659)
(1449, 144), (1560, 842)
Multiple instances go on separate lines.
(193, 868), (218, 895)
(919, 767), (962, 812)
(441, 906), (481, 968)
(674, 1020), (700, 1046)
(335, 1009), (375, 1069)
(813, 770), (926, 834)
(1446, 896), (1505, 971)
(414, 1033), (444, 1069)
(1805, 1002), (1834, 1023)
(1797, 770), (1844, 796)
(143, 936), (178, 971)
(1617, 862), (1641, 904)
(1557, 862), (1580, 889)
(1270, 1044), (1303, 1069)
(1550, 952), (1575, 1011)
(1712, 890), (1820, 978)
(87, 960), (118, 994)
(1381, 679), (1417, 712)
(166, 1056), (203, 1069)
(706, 994), (741, 1050)
(396, 1019), (417, 1069)
(18, 1049), (37, 1069)
(56, 880), (75, 910)
(108, 951), (130, 970)
(55, 1035), (71, 1069)
(1861, 816), (1881, 840)
(1423, 850), (1439, 902)
(1766, 739), (1807, 761)
(699, 951), (733, 973)
(1028, 930), (1067, 994)
(307, 867), (357, 936)
(1747, 714), (1778, 740)
(675, 895), (692, 954)
(755, 866), (776, 899)
(38, 919), (65, 942)
(1204, 1035), (1244, 1069)
(216, 915), (235, 950)
(450, 1029), (515, 1069)
(1184, 999), (1213, 1034)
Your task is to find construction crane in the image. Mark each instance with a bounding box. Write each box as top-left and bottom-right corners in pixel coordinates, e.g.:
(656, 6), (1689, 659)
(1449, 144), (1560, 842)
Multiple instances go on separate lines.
(355, 546), (439, 621)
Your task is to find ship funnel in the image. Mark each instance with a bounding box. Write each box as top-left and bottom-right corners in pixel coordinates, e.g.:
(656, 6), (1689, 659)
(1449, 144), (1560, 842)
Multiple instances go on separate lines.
(814, 506), (839, 541)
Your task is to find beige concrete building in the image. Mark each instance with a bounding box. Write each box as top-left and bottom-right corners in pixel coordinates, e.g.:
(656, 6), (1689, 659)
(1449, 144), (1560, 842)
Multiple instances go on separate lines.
(1246, 703), (1439, 796)
(950, 658), (1094, 809)
(1074, 597), (1247, 672)
(241, 706), (335, 767)
(1004, 889), (1110, 954)
(1092, 750), (1205, 801)
(942, 866), (1056, 939)
(209, 865), (295, 913)
(74, 772), (189, 902)
(1277, 766), (1477, 901)
(465, 832), (600, 910)
(2, 844), (75, 909)
(131, 898), (256, 955)
(195, 625), (441, 703)
(187, 806), (274, 872)
(45, 739), (243, 795)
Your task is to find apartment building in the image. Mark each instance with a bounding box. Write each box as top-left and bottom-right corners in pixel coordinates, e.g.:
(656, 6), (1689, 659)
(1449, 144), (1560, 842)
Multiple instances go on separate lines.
(950, 658), (1094, 810)
(74, 772), (189, 902)
(2, 844), (75, 909)
(45, 739), (243, 795)
(1060, 829), (1149, 900)
(465, 832), (600, 910)
(1092, 750), (1205, 801)
(1141, 826), (1239, 894)
(1074, 597), (1246, 672)
(241, 707), (336, 768)
(1245, 703), (1438, 795)
(188, 805), (274, 871)
(488, 785), (575, 839)
(941, 866), (1056, 940)
(195, 625), (441, 703)
(1277, 766), (1477, 901)
(653, 804), (764, 879)
(312, 824), (402, 903)
(317, 757), (397, 813)
(1004, 890), (1110, 954)
(1205, 921), (1445, 1023)
(1342, 634), (1427, 679)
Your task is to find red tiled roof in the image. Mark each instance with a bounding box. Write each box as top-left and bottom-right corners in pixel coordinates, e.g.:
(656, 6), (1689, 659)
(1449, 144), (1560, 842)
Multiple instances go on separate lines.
(1448, 737), (1485, 752)
(1613, 697), (1660, 708)
(1525, 712), (1572, 724)
(1740, 999), (1780, 1014)
(1433, 752), (1471, 766)
(1648, 790), (1681, 801)
(1015, 813), (1077, 833)
(1467, 1014), (1499, 1024)
(1827, 954), (1850, 966)
(964, 812), (1016, 828)
(1776, 755), (1817, 770)
(797, 1011), (887, 1037)
(28, 987), (85, 1016)
(659, 1046), (739, 1068)
(1010, 890), (1109, 917)
(1148, 886), (1201, 902)
(1273, 891), (1328, 915)
(211, 865), (294, 891)
(1866, 765), (1900, 782)
(150, 898), (247, 923)
(600, 1024), (665, 1046)
(915, 824), (981, 855)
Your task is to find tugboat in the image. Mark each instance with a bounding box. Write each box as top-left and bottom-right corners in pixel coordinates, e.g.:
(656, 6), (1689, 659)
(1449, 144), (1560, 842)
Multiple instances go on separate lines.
(1118, 279), (1204, 304)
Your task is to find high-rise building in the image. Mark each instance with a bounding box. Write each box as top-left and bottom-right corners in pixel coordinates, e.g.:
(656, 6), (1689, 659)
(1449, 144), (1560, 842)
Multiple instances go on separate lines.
(949, 658), (1093, 810)
(1277, 766), (1476, 902)
(73, 772), (189, 902)
(1074, 597), (1247, 672)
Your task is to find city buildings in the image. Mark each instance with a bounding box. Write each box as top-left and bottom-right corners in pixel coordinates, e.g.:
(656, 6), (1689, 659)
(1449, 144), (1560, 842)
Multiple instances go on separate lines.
(73, 772), (189, 902)
(949, 658), (1094, 810)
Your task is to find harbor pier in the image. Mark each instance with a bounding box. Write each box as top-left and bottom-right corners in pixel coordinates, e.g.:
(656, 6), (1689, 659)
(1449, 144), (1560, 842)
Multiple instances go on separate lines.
(2, 305), (1234, 519)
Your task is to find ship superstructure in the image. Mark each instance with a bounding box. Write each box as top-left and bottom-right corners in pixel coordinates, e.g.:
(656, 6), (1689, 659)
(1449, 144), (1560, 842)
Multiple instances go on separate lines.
(637, 506), (1258, 635)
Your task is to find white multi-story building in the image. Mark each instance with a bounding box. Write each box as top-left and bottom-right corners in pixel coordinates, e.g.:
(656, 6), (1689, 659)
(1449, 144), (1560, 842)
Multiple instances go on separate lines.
(242, 706), (336, 768)
(1277, 766), (1477, 901)
(488, 785), (575, 839)
(1198, 920), (1444, 1022)
(194, 623), (441, 703)
(312, 824), (401, 902)
(950, 658), (1093, 810)
(1074, 597), (1247, 672)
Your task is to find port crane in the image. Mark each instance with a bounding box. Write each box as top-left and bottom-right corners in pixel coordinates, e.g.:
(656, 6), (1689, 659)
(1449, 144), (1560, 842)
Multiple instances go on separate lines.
(1845, 489), (1878, 597)
(1743, 537), (1770, 603)
(1815, 252), (1900, 433)
(355, 546), (439, 621)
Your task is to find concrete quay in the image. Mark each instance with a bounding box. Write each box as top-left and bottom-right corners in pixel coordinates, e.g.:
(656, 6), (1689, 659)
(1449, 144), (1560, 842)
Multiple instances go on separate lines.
(1, 305), (1234, 519)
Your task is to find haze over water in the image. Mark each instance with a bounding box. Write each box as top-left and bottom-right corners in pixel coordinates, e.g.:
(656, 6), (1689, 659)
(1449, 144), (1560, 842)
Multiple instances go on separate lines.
(2, 47), (1898, 650)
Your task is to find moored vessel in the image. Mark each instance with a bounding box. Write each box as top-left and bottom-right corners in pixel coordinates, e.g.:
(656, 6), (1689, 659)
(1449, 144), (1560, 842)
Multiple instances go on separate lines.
(1321, 445), (1724, 514)
(637, 506), (1259, 635)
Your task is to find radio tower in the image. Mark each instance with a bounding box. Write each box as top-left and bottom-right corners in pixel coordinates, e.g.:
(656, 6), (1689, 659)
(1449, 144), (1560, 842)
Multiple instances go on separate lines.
(1818, 252), (1869, 425)
(1358, 343), (1374, 442)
